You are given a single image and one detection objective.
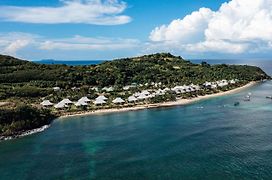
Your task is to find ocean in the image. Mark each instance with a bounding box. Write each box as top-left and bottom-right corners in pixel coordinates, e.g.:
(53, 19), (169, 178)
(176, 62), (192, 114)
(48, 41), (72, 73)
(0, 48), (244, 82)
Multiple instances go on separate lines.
(1, 60), (272, 179)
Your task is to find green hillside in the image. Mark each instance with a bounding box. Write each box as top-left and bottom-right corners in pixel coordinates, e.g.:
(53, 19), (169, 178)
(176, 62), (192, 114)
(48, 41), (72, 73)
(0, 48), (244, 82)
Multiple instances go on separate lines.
(0, 53), (269, 90)
(0, 53), (270, 138)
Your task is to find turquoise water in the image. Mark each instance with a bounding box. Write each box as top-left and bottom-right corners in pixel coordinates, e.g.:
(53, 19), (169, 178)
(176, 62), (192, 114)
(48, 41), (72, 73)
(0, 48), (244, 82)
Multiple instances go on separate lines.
(1, 81), (272, 179)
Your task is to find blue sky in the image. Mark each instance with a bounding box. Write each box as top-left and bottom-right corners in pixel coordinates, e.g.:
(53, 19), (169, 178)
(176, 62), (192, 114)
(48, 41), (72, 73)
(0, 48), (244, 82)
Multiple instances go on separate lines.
(0, 0), (271, 60)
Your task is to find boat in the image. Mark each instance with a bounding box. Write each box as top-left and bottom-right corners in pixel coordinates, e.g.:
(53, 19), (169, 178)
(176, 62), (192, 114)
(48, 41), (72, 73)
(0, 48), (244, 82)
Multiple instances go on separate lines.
(234, 102), (240, 106)
(266, 96), (272, 99)
(244, 95), (251, 101)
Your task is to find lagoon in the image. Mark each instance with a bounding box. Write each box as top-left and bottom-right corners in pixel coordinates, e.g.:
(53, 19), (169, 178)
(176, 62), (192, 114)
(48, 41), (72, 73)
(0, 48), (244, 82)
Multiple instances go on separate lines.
(1, 81), (272, 179)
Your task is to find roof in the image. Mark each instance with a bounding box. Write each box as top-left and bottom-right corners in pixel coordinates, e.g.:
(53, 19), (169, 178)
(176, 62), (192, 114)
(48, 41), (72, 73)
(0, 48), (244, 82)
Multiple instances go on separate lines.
(54, 102), (67, 109)
(137, 94), (148, 100)
(102, 87), (114, 92)
(41, 100), (53, 106)
(96, 95), (108, 101)
(60, 99), (73, 104)
(94, 99), (106, 105)
(133, 92), (141, 97)
(128, 96), (137, 102)
(74, 101), (88, 107)
(78, 96), (91, 102)
(112, 97), (125, 104)
(53, 86), (60, 89)
(141, 90), (150, 95)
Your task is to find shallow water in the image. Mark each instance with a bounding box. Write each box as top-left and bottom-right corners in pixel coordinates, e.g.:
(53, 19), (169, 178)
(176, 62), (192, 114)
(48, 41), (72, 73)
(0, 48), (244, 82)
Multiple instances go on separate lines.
(1, 81), (272, 179)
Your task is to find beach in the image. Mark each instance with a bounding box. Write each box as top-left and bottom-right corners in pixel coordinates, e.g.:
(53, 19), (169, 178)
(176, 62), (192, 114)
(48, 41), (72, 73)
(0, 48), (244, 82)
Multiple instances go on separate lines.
(60, 81), (257, 119)
(0, 82), (257, 142)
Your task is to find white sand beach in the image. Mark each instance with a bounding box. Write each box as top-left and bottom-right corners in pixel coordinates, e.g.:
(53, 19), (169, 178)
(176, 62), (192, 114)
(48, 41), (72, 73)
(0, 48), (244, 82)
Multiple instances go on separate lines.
(60, 82), (257, 119)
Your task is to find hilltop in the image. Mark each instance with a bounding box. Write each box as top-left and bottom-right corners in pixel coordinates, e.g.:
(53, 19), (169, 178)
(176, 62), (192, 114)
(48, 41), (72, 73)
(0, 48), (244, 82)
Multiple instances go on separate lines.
(0, 54), (29, 66)
(0, 53), (270, 88)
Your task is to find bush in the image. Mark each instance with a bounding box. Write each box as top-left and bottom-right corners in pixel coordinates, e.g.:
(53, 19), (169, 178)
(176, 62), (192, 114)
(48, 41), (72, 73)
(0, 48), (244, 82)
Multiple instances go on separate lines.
(0, 105), (58, 136)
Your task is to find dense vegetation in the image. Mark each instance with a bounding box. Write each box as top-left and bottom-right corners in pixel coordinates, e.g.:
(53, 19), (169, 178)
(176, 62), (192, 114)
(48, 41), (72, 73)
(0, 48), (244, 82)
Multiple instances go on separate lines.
(0, 53), (270, 137)
(0, 105), (57, 137)
(0, 53), (269, 95)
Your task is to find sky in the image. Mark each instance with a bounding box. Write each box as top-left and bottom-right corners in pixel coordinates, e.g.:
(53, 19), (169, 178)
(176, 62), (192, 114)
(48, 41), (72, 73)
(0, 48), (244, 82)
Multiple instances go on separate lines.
(0, 0), (272, 60)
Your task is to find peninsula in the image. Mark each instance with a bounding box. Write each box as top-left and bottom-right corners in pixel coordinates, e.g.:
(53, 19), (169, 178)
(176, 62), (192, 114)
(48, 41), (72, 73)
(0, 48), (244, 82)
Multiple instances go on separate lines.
(0, 53), (270, 139)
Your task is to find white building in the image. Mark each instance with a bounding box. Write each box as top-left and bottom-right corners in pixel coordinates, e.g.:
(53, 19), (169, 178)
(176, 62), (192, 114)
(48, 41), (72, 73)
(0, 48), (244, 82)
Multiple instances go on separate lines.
(128, 96), (137, 103)
(203, 82), (212, 87)
(112, 97), (125, 104)
(96, 95), (108, 101)
(102, 87), (114, 92)
(78, 97), (91, 103)
(217, 80), (228, 87)
(53, 87), (61, 91)
(41, 100), (53, 107)
(211, 84), (217, 89)
(94, 99), (106, 105)
(61, 99), (73, 105)
(133, 92), (141, 97)
(155, 89), (165, 96)
(229, 79), (237, 84)
(74, 101), (88, 107)
(54, 99), (73, 109)
(137, 94), (148, 100)
(172, 86), (186, 94)
(123, 84), (137, 91)
(141, 90), (150, 96)
(54, 102), (67, 109)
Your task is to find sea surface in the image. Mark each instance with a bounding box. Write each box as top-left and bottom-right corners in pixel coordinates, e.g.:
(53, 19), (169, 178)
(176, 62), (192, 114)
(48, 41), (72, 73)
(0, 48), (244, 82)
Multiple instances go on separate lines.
(1, 80), (272, 179)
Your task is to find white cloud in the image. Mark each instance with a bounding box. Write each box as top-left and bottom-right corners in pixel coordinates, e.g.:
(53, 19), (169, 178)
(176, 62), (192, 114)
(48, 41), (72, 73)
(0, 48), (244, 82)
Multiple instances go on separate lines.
(0, 32), (36, 56)
(205, 0), (272, 42)
(39, 35), (140, 50)
(0, 0), (131, 25)
(185, 40), (249, 54)
(149, 0), (272, 54)
(0, 32), (140, 59)
(150, 8), (214, 44)
(3, 39), (31, 56)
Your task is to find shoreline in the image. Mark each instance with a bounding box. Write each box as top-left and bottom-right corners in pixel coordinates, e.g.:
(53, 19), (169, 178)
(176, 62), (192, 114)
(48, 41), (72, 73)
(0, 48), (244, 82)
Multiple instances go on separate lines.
(0, 81), (257, 142)
(0, 125), (50, 141)
(60, 81), (257, 119)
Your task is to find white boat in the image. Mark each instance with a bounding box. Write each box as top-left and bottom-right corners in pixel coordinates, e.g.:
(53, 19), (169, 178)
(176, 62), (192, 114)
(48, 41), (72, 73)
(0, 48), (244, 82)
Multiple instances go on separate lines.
(244, 95), (251, 101)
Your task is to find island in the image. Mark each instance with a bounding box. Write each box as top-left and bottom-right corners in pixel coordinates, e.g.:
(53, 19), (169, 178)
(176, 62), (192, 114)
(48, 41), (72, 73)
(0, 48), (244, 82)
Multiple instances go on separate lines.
(0, 53), (270, 140)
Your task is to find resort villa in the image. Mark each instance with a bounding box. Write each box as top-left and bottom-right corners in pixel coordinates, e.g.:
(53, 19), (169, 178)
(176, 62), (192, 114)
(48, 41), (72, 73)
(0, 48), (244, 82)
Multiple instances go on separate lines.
(40, 100), (54, 107)
(112, 97), (125, 104)
(41, 79), (240, 111)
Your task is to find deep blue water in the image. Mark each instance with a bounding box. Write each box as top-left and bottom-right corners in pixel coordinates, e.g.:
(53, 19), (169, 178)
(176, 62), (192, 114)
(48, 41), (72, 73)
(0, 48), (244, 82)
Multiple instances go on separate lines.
(1, 81), (272, 179)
